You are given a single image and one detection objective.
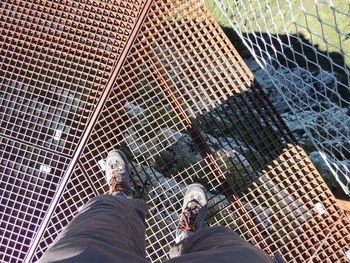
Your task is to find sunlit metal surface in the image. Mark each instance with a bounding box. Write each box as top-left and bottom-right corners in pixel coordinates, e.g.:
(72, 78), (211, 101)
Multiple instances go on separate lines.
(1, 0), (349, 263)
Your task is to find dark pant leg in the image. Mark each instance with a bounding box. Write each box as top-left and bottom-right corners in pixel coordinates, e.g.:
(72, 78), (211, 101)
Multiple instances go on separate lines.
(38, 195), (148, 263)
(166, 227), (273, 263)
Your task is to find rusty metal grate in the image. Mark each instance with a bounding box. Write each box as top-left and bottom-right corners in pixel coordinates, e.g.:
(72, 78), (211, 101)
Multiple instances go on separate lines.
(0, 0), (152, 262)
(1, 0), (350, 263)
(0, 0), (146, 156)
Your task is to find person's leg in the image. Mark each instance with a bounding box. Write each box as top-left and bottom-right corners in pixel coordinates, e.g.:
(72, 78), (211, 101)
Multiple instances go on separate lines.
(38, 150), (148, 263)
(165, 183), (273, 263)
(167, 226), (272, 263)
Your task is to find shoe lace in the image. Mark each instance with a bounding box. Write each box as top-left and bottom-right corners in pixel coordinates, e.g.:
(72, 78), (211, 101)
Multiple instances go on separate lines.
(178, 200), (202, 232)
(109, 162), (126, 194)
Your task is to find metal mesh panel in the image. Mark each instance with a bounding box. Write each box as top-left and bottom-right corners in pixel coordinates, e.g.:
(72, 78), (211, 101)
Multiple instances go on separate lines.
(67, 0), (350, 262)
(211, 0), (350, 194)
(0, 0), (145, 156)
(0, 136), (69, 263)
(0, 0), (150, 262)
(1, 0), (350, 263)
(313, 217), (350, 263)
(32, 164), (96, 262)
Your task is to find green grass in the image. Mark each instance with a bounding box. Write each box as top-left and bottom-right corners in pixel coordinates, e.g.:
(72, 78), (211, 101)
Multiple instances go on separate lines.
(205, 0), (350, 65)
(205, 0), (350, 105)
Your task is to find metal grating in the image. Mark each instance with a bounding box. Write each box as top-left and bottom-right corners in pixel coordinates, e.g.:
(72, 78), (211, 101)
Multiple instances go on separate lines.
(31, 164), (96, 262)
(1, 0), (350, 263)
(0, 0), (152, 262)
(0, 0), (146, 156)
(0, 136), (69, 263)
(212, 0), (350, 195)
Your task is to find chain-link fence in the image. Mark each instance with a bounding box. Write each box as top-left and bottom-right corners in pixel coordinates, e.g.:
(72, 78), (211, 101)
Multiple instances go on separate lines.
(210, 0), (350, 194)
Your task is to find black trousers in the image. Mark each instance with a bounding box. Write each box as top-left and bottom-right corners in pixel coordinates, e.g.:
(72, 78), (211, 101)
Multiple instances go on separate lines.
(38, 195), (272, 263)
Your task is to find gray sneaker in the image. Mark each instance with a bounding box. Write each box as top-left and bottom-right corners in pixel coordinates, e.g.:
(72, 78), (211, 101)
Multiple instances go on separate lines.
(176, 183), (208, 240)
(105, 150), (131, 195)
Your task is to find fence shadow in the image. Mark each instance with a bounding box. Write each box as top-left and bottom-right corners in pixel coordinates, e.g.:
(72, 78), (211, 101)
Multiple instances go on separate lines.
(221, 27), (350, 107)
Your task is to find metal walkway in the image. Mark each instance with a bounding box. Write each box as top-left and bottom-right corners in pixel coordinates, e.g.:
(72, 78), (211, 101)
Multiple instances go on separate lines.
(1, 0), (349, 262)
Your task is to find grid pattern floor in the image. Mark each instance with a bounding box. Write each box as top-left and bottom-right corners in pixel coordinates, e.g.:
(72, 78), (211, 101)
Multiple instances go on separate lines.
(1, 0), (350, 263)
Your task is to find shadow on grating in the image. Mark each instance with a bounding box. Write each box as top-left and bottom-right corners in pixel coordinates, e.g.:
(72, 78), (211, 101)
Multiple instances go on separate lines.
(1, 0), (350, 263)
(34, 0), (350, 262)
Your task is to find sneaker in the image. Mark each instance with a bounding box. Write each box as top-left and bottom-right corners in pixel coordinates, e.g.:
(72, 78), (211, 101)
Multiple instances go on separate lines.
(105, 149), (131, 195)
(176, 183), (208, 241)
